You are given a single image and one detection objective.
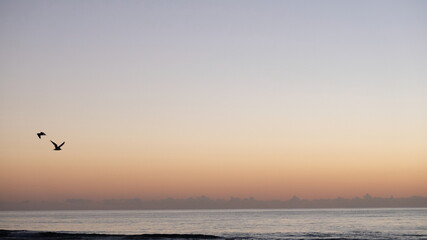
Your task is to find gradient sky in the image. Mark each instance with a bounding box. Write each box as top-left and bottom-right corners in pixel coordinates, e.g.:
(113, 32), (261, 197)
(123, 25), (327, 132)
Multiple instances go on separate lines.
(1, 0), (426, 202)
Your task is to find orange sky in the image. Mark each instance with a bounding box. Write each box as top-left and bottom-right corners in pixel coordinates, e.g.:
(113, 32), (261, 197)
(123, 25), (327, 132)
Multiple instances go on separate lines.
(1, 120), (426, 201)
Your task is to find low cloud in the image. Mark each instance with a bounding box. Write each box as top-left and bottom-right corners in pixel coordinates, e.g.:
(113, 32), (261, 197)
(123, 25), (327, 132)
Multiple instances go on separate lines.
(1, 195), (427, 210)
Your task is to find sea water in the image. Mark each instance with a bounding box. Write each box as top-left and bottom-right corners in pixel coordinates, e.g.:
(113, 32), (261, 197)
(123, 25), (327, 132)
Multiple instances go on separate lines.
(0, 208), (426, 239)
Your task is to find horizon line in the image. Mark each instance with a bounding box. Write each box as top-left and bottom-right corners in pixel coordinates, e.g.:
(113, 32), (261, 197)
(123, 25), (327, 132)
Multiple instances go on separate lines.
(1, 195), (426, 210)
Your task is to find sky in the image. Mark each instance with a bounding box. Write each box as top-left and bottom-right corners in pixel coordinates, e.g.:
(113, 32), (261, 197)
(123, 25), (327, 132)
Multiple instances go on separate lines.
(0, 0), (426, 202)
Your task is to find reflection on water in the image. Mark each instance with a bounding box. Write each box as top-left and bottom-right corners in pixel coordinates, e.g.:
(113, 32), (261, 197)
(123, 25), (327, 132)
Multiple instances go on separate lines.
(0, 209), (426, 239)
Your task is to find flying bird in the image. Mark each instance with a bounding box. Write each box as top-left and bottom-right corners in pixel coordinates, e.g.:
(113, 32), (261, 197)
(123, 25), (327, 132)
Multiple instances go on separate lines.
(50, 140), (65, 151)
(37, 132), (46, 139)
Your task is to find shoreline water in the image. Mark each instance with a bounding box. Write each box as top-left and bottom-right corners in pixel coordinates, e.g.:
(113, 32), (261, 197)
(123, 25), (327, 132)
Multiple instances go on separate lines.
(0, 230), (223, 239)
(1, 229), (426, 240)
(1, 209), (426, 240)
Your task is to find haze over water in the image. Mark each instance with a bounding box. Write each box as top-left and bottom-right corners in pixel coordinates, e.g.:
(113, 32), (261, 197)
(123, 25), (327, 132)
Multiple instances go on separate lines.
(1, 0), (426, 204)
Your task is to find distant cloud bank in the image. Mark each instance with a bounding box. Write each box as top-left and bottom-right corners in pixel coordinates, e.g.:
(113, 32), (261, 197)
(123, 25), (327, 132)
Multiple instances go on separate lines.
(1, 195), (426, 210)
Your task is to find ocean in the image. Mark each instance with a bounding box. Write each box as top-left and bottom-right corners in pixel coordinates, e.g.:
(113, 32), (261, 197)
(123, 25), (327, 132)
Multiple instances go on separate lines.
(0, 208), (426, 239)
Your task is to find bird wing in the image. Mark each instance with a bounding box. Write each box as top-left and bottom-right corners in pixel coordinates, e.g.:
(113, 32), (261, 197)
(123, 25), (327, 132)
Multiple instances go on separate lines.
(58, 142), (65, 148)
(50, 140), (58, 148)
(41, 132), (46, 135)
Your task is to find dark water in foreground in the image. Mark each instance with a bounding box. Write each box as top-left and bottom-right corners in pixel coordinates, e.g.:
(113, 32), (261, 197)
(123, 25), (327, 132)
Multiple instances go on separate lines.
(1, 208), (426, 239)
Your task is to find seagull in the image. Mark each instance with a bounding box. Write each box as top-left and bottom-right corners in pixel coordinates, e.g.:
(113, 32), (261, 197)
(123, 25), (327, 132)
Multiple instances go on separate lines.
(50, 140), (65, 151)
(37, 132), (46, 139)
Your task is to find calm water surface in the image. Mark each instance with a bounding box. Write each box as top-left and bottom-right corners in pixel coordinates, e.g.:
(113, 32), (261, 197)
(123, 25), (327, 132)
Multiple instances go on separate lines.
(1, 208), (426, 239)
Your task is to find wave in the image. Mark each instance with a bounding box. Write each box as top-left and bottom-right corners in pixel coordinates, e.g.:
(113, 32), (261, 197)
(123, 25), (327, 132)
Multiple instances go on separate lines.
(0, 230), (223, 239)
(1, 230), (425, 240)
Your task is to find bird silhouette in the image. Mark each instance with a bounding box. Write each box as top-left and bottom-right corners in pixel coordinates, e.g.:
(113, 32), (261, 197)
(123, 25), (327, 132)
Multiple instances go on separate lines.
(50, 140), (65, 151)
(37, 132), (46, 139)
